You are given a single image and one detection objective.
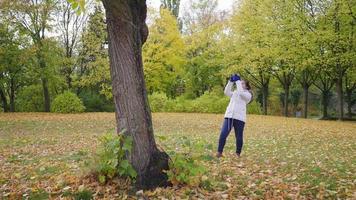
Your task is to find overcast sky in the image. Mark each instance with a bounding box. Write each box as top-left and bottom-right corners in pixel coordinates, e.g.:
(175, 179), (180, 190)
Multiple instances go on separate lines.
(147, 0), (235, 16)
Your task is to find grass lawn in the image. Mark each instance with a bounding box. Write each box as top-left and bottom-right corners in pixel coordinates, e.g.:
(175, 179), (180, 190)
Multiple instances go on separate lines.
(0, 113), (355, 199)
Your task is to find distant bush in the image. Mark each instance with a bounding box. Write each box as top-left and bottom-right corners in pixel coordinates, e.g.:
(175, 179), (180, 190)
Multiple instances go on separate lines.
(148, 92), (169, 112)
(16, 85), (44, 112)
(148, 91), (261, 114)
(79, 90), (115, 112)
(51, 91), (85, 113)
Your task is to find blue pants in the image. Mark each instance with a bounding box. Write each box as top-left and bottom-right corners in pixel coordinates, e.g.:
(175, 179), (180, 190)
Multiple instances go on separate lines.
(217, 118), (245, 154)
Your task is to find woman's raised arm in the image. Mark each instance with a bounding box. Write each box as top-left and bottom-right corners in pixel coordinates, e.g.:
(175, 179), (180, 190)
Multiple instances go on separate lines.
(224, 81), (234, 97)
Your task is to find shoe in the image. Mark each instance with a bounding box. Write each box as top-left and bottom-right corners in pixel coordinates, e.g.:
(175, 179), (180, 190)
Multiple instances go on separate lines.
(216, 152), (223, 158)
(236, 153), (241, 158)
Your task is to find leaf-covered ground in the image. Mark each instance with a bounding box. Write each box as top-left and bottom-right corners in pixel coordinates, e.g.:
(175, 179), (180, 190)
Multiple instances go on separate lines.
(0, 113), (355, 199)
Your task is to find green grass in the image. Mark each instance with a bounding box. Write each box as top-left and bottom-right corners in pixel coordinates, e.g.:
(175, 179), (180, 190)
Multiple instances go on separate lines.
(0, 112), (355, 199)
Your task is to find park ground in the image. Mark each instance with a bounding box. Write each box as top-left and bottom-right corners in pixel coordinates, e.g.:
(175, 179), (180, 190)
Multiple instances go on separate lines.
(0, 113), (355, 199)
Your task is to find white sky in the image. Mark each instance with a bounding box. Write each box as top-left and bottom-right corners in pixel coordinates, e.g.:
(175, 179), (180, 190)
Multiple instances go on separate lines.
(147, 0), (235, 16)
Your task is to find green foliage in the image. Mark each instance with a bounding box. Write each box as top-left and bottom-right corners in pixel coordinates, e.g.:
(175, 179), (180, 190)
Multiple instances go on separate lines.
(73, 189), (93, 200)
(247, 100), (262, 115)
(148, 92), (169, 112)
(15, 85), (44, 112)
(77, 6), (111, 100)
(143, 8), (186, 98)
(148, 91), (230, 113)
(51, 91), (85, 113)
(91, 133), (137, 184)
(165, 153), (206, 186)
(78, 90), (114, 112)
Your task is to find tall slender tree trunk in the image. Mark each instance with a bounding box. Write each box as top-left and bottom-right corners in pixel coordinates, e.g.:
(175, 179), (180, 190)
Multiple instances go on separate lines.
(284, 85), (289, 117)
(335, 77), (344, 120)
(66, 74), (72, 89)
(0, 88), (8, 112)
(262, 84), (268, 115)
(9, 78), (15, 112)
(345, 90), (352, 119)
(37, 48), (51, 112)
(303, 86), (309, 118)
(102, 0), (169, 189)
(42, 78), (50, 112)
(321, 91), (329, 119)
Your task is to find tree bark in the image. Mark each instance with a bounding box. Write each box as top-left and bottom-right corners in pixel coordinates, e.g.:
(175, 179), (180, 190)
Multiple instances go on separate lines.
(335, 77), (344, 120)
(0, 88), (8, 112)
(262, 84), (268, 115)
(9, 77), (15, 112)
(321, 91), (329, 119)
(283, 84), (289, 117)
(303, 86), (309, 118)
(102, 0), (169, 189)
(42, 78), (50, 112)
(345, 90), (352, 119)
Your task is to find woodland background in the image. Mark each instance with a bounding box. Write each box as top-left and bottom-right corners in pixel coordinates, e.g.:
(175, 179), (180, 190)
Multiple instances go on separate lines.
(0, 0), (355, 119)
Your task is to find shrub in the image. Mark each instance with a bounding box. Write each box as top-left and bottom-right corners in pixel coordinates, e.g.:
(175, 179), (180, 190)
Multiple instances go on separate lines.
(148, 92), (169, 112)
(90, 133), (137, 184)
(51, 91), (85, 113)
(15, 85), (44, 112)
(79, 90), (115, 112)
(165, 153), (206, 186)
(247, 100), (262, 115)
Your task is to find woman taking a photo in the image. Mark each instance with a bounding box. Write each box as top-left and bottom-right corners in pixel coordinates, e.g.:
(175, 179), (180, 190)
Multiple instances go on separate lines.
(217, 74), (252, 158)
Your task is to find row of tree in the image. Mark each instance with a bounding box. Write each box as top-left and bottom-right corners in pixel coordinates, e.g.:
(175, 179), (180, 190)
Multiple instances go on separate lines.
(144, 0), (356, 120)
(0, 0), (355, 120)
(0, 0), (111, 112)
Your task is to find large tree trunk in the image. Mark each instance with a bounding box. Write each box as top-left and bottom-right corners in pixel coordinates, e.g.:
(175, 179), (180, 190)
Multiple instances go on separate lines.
(262, 84), (268, 115)
(303, 85), (309, 119)
(0, 88), (8, 112)
(335, 77), (344, 120)
(102, 0), (169, 189)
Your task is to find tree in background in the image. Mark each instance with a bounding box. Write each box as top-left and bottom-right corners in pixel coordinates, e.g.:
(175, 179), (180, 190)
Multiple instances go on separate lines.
(293, 0), (319, 118)
(56, 0), (91, 89)
(2, 0), (57, 112)
(182, 0), (227, 98)
(76, 5), (111, 99)
(143, 8), (185, 98)
(320, 0), (355, 120)
(227, 0), (274, 115)
(314, 68), (335, 119)
(0, 25), (28, 112)
(269, 0), (298, 117)
(344, 67), (356, 119)
(160, 0), (180, 19)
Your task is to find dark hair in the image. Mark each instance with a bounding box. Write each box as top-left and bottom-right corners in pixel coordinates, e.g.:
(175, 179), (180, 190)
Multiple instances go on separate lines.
(245, 80), (252, 90)
(244, 80), (253, 104)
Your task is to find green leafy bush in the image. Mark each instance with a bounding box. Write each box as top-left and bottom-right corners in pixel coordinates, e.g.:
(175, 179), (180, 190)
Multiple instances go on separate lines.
(165, 153), (206, 186)
(15, 85), (44, 112)
(148, 92), (169, 112)
(51, 91), (85, 113)
(78, 90), (115, 112)
(149, 92), (229, 114)
(91, 133), (137, 184)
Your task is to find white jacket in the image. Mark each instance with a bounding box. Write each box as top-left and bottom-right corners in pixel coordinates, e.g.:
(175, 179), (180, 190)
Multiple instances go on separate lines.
(224, 80), (252, 122)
